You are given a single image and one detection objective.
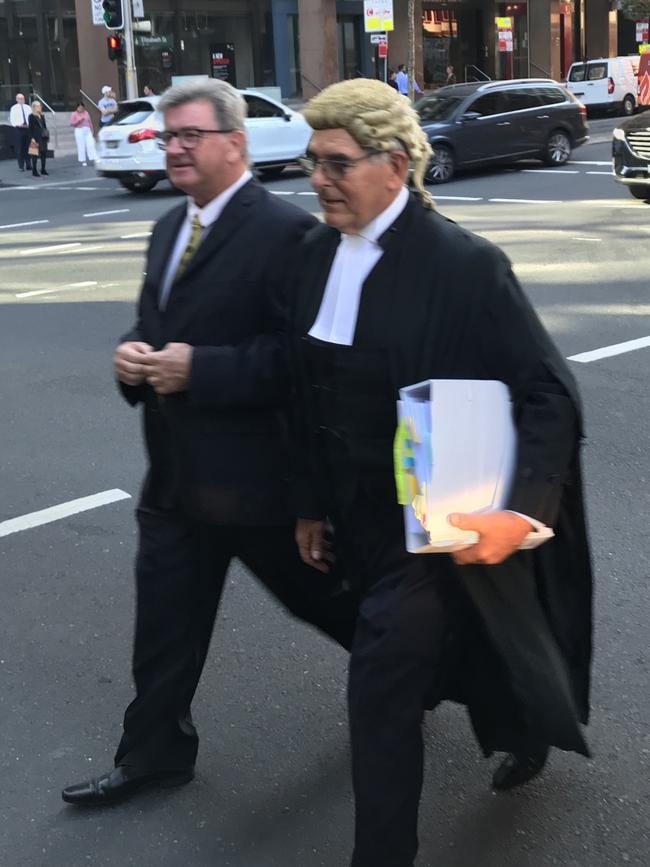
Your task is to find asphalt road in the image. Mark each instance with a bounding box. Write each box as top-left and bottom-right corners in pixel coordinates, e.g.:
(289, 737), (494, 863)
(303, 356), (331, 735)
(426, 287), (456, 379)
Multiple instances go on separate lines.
(1, 117), (649, 867)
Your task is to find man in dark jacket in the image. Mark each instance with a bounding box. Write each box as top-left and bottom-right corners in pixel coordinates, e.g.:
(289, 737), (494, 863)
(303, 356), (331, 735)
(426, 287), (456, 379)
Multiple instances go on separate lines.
(62, 78), (355, 808)
(291, 78), (593, 867)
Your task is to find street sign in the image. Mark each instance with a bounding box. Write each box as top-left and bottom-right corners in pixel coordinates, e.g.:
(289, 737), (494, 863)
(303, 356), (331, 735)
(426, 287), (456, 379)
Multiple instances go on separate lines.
(636, 20), (649, 43)
(370, 33), (387, 44)
(378, 41), (388, 59)
(364, 0), (394, 33)
(91, 0), (105, 26)
(132, 0), (144, 18)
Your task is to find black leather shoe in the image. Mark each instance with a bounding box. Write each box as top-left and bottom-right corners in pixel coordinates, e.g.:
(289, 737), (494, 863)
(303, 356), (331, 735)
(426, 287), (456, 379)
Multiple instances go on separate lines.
(61, 764), (194, 806)
(492, 747), (549, 791)
(41, 169), (49, 175)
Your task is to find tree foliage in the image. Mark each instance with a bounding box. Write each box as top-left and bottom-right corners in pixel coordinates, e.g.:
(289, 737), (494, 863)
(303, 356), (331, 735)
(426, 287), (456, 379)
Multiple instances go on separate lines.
(618, 0), (650, 21)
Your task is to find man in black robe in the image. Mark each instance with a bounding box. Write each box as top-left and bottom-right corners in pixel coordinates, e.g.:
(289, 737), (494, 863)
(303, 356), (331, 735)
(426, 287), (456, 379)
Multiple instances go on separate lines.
(290, 79), (593, 867)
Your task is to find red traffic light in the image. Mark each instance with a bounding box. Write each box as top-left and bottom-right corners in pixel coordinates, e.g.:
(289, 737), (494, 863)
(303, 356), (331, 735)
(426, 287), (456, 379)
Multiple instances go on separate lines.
(107, 33), (124, 61)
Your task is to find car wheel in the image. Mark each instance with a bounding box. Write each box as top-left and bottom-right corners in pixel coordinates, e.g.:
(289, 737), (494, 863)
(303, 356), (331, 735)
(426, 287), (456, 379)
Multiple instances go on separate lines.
(425, 144), (455, 184)
(258, 166), (285, 180)
(119, 178), (158, 193)
(622, 94), (635, 117)
(543, 130), (571, 166)
(628, 184), (650, 201)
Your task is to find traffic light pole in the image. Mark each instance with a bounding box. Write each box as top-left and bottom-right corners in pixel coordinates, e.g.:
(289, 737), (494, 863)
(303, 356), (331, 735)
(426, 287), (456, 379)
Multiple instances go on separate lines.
(122, 0), (138, 100)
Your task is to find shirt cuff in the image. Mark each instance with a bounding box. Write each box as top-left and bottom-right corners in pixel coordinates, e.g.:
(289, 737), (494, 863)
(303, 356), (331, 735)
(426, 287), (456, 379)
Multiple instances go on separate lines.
(506, 510), (555, 550)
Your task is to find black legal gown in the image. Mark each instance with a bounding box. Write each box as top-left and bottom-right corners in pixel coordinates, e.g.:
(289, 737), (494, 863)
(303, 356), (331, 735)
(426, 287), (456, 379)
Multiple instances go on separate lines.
(290, 194), (593, 758)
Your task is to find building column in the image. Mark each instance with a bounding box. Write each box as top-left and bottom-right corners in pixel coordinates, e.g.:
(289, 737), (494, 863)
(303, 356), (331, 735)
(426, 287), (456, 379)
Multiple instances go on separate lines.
(528, 0), (562, 82)
(584, 0), (617, 59)
(389, 0), (423, 88)
(73, 0), (122, 111)
(298, 0), (338, 98)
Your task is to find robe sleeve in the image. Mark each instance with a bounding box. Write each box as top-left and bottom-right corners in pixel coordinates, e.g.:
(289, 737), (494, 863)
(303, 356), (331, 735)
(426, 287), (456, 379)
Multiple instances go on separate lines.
(478, 250), (582, 527)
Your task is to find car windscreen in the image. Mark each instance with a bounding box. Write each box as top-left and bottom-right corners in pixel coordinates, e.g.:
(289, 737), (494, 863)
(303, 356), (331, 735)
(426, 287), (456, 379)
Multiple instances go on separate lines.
(415, 95), (463, 123)
(568, 64), (586, 82)
(113, 103), (156, 125)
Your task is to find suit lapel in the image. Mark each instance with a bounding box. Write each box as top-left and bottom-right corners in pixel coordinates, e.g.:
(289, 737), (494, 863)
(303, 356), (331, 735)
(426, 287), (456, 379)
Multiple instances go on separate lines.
(147, 204), (186, 290)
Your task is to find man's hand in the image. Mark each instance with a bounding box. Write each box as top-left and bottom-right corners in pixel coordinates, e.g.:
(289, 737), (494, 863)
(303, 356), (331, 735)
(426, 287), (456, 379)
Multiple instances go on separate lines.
(296, 519), (333, 574)
(143, 342), (192, 395)
(448, 511), (532, 566)
(113, 340), (154, 386)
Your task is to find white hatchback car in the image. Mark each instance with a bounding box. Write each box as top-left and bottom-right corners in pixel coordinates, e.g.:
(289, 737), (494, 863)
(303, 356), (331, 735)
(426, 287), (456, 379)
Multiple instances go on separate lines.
(95, 90), (312, 192)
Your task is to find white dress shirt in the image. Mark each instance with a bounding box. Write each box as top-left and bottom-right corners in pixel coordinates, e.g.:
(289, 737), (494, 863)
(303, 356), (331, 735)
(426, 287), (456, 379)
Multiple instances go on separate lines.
(159, 169), (253, 309)
(10, 102), (32, 127)
(308, 185), (550, 546)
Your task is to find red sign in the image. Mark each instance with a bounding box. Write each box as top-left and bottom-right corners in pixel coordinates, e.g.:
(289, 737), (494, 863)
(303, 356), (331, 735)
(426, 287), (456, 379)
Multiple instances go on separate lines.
(637, 21), (649, 43)
(378, 41), (388, 58)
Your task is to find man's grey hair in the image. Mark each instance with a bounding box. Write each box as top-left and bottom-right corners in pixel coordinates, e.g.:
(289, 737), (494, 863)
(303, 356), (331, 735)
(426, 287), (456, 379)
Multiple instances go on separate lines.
(158, 79), (247, 132)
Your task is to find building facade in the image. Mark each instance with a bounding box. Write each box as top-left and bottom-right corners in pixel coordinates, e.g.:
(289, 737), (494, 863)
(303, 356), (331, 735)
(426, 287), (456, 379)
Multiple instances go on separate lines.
(0, 0), (636, 109)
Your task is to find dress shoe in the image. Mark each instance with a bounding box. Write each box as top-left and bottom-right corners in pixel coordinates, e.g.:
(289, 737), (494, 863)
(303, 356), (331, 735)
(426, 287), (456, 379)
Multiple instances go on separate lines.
(41, 169), (49, 175)
(61, 764), (194, 806)
(492, 747), (549, 791)
(32, 170), (39, 177)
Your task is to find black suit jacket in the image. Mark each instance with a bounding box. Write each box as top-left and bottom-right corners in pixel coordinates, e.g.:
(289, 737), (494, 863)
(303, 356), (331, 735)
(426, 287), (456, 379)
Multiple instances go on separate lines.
(120, 178), (317, 525)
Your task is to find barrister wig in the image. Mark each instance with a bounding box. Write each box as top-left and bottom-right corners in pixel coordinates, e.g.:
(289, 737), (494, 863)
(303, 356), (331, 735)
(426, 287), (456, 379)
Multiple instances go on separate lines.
(303, 78), (434, 210)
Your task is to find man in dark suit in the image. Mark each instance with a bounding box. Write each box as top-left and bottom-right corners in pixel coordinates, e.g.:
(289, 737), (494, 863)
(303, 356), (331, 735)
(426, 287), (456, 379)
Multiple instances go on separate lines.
(291, 78), (593, 867)
(62, 78), (354, 807)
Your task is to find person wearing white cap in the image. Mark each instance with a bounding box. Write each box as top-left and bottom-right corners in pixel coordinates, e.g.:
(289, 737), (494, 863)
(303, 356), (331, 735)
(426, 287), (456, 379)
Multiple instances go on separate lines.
(98, 86), (117, 125)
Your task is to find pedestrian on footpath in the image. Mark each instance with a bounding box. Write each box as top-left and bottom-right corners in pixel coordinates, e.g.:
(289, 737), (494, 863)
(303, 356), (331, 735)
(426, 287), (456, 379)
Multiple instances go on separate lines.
(395, 63), (422, 98)
(69, 102), (97, 166)
(98, 85), (117, 125)
(61, 78), (356, 809)
(292, 78), (593, 867)
(9, 93), (32, 172)
(27, 101), (49, 177)
(143, 84), (156, 97)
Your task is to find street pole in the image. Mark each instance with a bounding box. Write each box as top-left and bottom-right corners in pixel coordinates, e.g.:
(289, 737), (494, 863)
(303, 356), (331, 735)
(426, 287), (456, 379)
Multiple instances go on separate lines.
(123, 0), (138, 99)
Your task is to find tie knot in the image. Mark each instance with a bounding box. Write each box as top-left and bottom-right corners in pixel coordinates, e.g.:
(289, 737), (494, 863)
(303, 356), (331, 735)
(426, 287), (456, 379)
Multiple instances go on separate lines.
(191, 215), (202, 231)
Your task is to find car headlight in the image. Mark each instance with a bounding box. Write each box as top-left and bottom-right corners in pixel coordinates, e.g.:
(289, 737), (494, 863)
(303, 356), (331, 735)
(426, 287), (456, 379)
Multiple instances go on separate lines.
(613, 128), (626, 141)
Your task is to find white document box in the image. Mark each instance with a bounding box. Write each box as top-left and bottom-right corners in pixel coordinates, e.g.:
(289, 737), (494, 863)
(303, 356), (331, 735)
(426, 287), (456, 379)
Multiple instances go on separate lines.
(395, 379), (518, 553)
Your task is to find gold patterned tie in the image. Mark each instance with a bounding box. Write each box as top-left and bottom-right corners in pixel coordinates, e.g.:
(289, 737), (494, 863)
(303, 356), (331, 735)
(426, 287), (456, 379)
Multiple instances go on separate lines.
(173, 215), (203, 282)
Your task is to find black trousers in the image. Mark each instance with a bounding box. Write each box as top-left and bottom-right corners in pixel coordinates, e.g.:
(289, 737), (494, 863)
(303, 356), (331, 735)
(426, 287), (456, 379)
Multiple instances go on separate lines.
(334, 503), (459, 867)
(31, 146), (46, 174)
(15, 128), (29, 169)
(114, 506), (357, 771)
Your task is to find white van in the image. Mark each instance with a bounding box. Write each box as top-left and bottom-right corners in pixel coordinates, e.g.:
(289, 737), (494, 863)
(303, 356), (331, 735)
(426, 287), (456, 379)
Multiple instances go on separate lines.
(566, 56), (640, 116)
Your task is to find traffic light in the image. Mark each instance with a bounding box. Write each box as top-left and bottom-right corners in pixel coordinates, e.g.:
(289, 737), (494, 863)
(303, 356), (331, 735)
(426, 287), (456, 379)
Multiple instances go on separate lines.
(107, 33), (124, 61)
(102, 0), (123, 30)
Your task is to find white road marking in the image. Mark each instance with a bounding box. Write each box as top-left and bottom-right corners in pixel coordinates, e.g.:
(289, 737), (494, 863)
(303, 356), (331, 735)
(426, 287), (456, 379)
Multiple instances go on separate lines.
(74, 187), (100, 191)
(568, 336), (650, 364)
(20, 242), (81, 255)
(270, 191), (295, 196)
(0, 219), (49, 230)
(297, 191), (318, 196)
(0, 489), (131, 538)
(568, 160), (611, 166)
(571, 237), (601, 242)
(585, 171), (613, 175)
(521, 169), (580, 174)
(83, 209), (130, 217)
(0, 177), (112, 192)
(120, 231), (153, 239)
(434, 195), (483, 201)
(15, 281), (98, 299)
(488, 198), (562, 204)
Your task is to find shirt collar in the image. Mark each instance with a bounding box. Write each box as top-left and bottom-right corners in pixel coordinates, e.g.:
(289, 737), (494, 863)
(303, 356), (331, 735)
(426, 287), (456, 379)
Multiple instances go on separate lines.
(187, 170), (253, 228)
(342, 185), (410, 246)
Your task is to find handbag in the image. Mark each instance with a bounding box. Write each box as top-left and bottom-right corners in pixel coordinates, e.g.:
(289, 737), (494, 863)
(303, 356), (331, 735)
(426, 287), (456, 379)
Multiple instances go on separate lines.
(28, 139), (39, 157)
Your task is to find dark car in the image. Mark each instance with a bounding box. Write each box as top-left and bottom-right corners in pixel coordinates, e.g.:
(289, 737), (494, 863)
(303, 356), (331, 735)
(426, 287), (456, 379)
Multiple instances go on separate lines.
(612, 109), (650, 202)
(414, 79), (589, 184)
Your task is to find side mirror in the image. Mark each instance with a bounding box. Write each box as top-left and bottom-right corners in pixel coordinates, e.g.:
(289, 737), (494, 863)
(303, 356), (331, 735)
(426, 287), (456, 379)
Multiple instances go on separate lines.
(461, 111), (481, 122)
(283, 112), (292, 122)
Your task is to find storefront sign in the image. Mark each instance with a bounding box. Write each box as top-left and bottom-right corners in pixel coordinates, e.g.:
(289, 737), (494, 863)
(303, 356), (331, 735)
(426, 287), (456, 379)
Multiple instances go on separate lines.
(636, 21), (649, 43)
(496, 16), (513, 53)
(364, 1), (394, 33)
(210, 44), (237, 86)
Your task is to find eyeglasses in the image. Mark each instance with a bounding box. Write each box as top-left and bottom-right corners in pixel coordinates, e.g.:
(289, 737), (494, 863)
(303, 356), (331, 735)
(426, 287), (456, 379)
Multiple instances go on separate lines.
(298, 151), (381, 181)
(156, 128), (235, 149)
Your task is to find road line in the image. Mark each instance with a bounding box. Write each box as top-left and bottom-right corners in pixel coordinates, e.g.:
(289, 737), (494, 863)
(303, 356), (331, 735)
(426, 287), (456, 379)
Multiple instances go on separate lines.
(571, 237), (601, 242)
(297, 191), (318, 196)
(120, 231), (152, 239)
(585, 171), (613, 175)
(83, 208), (130, 217)
(434, 195), (484, 201)
(0, 177), (112, 192)
(15, 281), (98, 298)
(521, 169), (580, 174)
(0, 489), (131, 538)
(74, 186), (100, 190)
(67, 245), (105, 253)
(0, 219), (49, 230)
(20, 242), (81, 255)
(568, 160), (611, 166)
(568, 336), (650, 364)
(488, 198), (562, 204)
(270, 191), (295, 196)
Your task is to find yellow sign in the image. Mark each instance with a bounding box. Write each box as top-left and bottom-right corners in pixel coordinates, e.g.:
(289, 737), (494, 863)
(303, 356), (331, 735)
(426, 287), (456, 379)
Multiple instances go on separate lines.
(495, 16), (512, 29)
(364, 1), (394, 33)
(640, 43), (650, 54)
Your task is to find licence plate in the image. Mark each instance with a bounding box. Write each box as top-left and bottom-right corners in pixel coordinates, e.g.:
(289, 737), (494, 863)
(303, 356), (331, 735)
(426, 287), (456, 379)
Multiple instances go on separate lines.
(105, 141), (119, 149)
